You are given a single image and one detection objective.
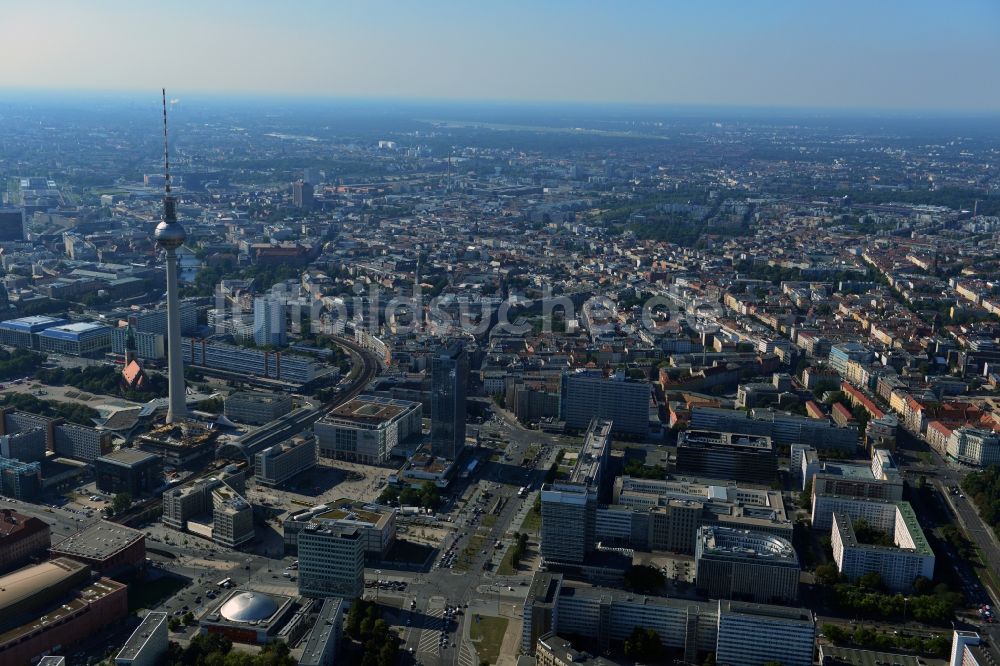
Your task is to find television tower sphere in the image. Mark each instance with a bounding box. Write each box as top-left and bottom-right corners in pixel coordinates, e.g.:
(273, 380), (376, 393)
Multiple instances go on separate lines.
(155, 217), (186, 250)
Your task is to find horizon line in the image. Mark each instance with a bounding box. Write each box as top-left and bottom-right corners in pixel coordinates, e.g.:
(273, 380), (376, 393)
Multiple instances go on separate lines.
(1, 85), (999, 118)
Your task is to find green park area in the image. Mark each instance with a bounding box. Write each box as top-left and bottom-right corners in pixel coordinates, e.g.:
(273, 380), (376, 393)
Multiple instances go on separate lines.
(470, 615), (508, 665)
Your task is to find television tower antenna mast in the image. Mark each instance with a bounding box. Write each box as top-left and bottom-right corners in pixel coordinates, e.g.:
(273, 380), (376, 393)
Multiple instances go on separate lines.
(162, 88), (171, 195)
(155, 88), (188, 424)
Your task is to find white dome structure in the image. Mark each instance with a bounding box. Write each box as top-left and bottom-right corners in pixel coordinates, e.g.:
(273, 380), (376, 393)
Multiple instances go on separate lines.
(219, 591), (278, 623)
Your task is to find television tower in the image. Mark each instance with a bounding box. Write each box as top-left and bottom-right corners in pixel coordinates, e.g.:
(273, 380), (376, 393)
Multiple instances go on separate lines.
(155, 88), (188, 424)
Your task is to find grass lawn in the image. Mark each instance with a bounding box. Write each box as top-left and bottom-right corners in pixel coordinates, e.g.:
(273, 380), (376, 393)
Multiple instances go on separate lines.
(496, 545), (519, 576)
(521, 507), (541, 533)
(457, 533), (487, 571)
(482, 514), (497, 528)
(470, 615), (508, 665)
(129, 575), (187, 613)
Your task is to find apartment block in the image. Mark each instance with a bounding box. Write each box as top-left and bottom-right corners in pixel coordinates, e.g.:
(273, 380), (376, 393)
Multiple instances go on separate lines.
(831, 504), (935, 593)
(560, 370), (650, 436)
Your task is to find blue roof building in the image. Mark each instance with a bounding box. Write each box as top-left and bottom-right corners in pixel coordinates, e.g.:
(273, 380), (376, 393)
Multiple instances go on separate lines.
(37, 322), (112, 357)
(0, 315), (70, 350)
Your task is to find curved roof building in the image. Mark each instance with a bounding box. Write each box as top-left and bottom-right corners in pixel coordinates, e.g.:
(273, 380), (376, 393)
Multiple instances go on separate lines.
(219, 592), (278, 623)
(199, 587), (297, 645)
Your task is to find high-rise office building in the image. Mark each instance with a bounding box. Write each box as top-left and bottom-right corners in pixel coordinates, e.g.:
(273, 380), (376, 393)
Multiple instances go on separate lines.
(431, 341), (468, 460)
(253, 296), (287, 347)
(539, 419), (612, 565)
(297, 524), (365, 599)
(293, 180), (315, 210)
(694, 526), (800, 604)
(0, 208), (25, 242)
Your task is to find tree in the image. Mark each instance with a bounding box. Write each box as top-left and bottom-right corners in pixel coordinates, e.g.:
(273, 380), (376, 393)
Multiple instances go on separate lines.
(857, 571), (884, 592)
(815, 563), (841, 587)
(111, 492), (133, 516)
(799, 478), (813, 508)
(821, 623), (848, 643)
(183, 611), (196, 626)
(623, 627), (662, 662)
(168, 617), (182, 632)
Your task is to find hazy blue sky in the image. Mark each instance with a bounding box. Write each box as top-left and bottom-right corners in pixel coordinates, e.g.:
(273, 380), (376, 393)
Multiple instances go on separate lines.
(4, 0), (999, 110)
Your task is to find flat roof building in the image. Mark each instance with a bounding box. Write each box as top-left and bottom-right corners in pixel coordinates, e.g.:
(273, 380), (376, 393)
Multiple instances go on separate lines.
(539, 418), (613, 566)
(0, 558), (128, 665)
(430, 342), (468, 460)
(183, 338), (325, 386)
(316, 395), (422, 465)
(224, 391), (294, 425)
(0, 315), (68, 350)
(832, 503), (935, 593)
(0, 508), (50, 574)
(212, 484), (254, 549)
(715, 600), (815, 666)
(560, 369), (650, 437)
(115, 611), (167, 666)
(254, 436), (316, 487)
(284, 499), (396, 560)
(523, 571), (811, 665)
(691, 405), (858, 452)
(298, 597), (344, 666)
(298, 524), (364, 600)
(95, 448), (163, 497)
(50, 520), (146, 577)
(676, 429), (777, 484)
(695, 526), (799, 604)
(37, 321), (113, 357)
(162, 463), (246, 534)
(536, 633), (614, 666)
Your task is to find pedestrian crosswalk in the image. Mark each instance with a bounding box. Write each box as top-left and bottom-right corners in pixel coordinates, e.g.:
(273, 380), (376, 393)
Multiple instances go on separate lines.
(417, 607), (445, 654)
(458, 641), (477, 666)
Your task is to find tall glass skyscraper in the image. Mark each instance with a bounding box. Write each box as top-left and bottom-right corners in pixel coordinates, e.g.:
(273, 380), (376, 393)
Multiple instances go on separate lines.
(431, 341), (468, 460)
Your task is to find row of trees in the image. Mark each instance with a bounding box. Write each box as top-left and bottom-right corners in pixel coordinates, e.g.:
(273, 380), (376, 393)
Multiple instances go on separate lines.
(623, 457), (667, 480)
(183, 260), (303, 299)
(961, 465), (1000, 537)
(35, 364), (168, 400)
(623, 626), (662, 661)
(543, 449), (566, 484)
(0, 392), (100, 425)
(508, 531), (529, 568)
(377, 481), (441, 510)
(0, 348), (46, 381)
(821, 623), (950, 658)
(163, 633), (295, 666)
(813, 567), (960, 625)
